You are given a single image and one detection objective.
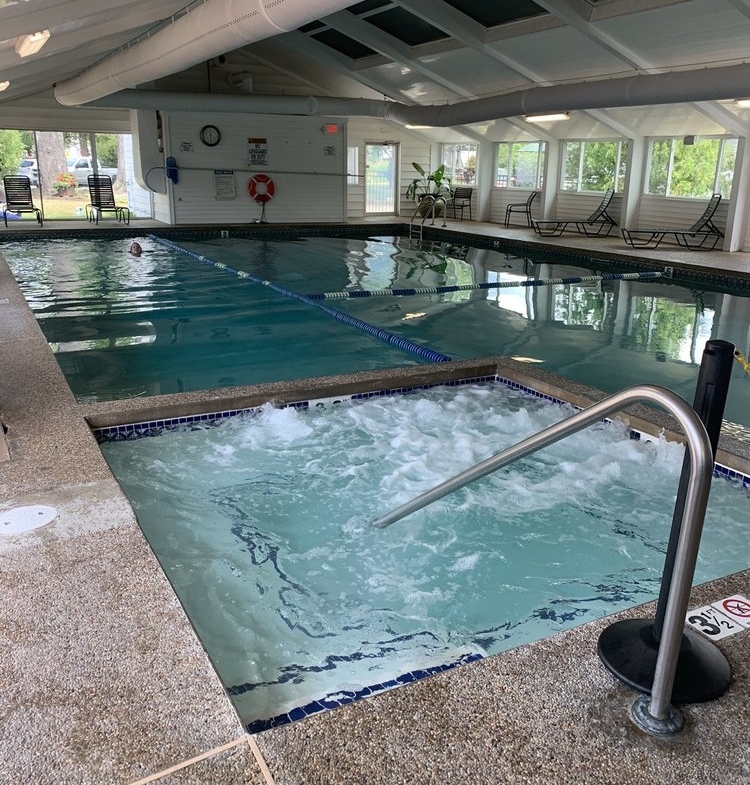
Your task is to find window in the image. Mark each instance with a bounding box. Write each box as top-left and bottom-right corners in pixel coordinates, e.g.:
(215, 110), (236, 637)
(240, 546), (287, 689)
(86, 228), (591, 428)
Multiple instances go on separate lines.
(561, 140), (628, 192)
(495, 141), (545, 188)
(646, 137), (737, 198)
(442, 143), (477, 186)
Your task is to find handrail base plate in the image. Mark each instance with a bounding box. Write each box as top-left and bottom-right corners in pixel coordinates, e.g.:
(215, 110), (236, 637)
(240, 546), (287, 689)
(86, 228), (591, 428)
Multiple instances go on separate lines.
(598, 618), (731, 703)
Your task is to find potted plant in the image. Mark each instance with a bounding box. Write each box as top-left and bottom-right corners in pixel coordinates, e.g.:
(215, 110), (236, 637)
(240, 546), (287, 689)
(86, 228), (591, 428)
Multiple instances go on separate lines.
(51, 172), (77, 196)
(405, 162), (452, 216)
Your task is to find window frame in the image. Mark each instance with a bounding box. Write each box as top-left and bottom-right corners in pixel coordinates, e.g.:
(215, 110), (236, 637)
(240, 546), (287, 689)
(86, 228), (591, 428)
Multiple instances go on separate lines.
(644, 135), (737, 198)
(441, 143), (477, 187)
(560, 138), (628, 193)
(495, 141), (546, 189)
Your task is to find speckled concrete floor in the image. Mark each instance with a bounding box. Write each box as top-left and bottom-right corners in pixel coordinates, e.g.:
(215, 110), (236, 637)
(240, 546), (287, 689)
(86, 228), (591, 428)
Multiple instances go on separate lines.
(0, 220), (748, 784)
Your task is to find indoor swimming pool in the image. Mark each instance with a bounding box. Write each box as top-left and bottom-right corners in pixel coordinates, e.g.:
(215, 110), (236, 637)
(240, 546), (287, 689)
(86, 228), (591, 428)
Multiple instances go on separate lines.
(3, 232), (750, 427)
(98, 380), (750, 732)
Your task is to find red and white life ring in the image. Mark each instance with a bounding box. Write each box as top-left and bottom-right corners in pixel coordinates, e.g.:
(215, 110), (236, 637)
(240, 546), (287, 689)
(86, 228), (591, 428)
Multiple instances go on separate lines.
(248, 173), (275, 203)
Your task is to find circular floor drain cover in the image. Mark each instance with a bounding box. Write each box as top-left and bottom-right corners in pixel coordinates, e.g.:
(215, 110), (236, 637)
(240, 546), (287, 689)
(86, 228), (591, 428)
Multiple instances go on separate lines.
(0, 505), (57, 534)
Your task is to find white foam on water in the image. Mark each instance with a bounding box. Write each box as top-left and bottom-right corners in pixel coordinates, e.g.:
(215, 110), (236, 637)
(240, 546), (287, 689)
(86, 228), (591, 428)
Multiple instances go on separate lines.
(100, 381), (749, 730)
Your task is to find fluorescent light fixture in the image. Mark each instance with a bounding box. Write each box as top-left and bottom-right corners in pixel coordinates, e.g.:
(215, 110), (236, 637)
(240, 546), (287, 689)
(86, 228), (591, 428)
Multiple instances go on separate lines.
(0, 81), (9, 92)
(15, 30), (50, 58)
(524, 111), (569, 123)
(734, 98), (750, 108)
(405, 125), (433, 129)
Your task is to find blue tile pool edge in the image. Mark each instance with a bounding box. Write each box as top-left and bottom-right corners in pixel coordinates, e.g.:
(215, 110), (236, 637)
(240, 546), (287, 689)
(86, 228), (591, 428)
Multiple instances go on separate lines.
(91, 372), (750, 735)
(240, 651), (485, 734)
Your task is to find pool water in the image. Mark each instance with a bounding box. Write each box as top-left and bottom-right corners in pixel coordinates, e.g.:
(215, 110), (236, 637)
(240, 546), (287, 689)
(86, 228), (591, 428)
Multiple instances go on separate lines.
(98, 382), (750, 731)
(5, 233), (750, 427)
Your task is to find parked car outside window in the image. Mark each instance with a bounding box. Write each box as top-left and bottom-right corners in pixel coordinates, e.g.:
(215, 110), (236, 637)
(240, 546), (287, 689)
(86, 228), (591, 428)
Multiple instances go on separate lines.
(16, 158), (39, 186)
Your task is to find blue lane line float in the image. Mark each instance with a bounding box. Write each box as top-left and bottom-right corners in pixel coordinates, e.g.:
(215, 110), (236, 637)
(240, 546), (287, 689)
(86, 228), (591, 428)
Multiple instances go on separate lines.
(305, 271), (663, 300)
(148, 235), (451, 364)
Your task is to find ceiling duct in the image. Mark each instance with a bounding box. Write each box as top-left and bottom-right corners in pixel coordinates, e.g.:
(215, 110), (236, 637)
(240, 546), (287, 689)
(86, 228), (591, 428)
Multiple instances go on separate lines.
(88, 63), (750, 126)
(53, 0), (352, 106)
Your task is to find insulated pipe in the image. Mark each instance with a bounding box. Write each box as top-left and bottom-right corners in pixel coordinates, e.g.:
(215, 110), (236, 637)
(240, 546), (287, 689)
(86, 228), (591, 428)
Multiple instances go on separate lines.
(83, 63), (750, 125)
(384, 63), (750, 127)
(53, 0), (353, 106)
(89, 90), (393, 119)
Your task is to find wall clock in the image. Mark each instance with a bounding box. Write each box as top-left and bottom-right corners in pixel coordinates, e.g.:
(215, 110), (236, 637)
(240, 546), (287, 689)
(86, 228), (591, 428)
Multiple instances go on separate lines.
(200, 124), (221, 147)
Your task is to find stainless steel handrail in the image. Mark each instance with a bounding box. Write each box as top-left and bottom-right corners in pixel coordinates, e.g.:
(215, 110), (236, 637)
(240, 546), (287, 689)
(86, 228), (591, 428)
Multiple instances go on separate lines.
(409, 194), (447, 240)
(371, 384), (714, 736)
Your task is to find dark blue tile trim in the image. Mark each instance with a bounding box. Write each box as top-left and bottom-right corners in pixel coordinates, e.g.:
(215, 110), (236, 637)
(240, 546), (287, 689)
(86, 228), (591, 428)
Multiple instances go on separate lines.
(92, 376), (500, 442)
(713, 462), (750, 489)
(242, 651), (484, 734)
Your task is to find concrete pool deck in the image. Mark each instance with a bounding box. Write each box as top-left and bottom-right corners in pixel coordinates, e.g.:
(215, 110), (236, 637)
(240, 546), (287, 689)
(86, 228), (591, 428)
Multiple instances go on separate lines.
(1, 221), (749, 784)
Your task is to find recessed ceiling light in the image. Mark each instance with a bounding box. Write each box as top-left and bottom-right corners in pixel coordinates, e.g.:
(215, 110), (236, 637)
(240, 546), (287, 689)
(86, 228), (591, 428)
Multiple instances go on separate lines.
(0, 81), (9, 92)
(734, 98), (750, 108)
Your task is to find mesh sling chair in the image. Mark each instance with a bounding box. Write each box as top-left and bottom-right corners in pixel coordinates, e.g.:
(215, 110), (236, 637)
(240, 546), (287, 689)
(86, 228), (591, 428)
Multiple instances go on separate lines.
(3, 176), (43, 227)
(447, 186), (473, 220)
(533, 189), (617, 237)
(86, 175), (130, 225)
(504, 191), (539, 227)
(621, 193), (723, 250)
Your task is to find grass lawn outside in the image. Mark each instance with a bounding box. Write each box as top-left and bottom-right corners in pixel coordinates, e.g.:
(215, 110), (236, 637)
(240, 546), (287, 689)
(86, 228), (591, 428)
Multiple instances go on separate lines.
(4, 185), (132, 222)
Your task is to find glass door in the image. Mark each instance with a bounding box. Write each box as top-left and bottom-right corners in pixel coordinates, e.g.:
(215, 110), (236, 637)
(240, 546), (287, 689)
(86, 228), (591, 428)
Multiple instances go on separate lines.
(365, 142), (398, 214)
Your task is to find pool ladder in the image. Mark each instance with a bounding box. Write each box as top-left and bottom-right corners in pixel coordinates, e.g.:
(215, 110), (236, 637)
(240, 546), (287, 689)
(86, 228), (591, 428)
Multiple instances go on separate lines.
(372, 383), (715, 737)
(409, 195), (447, 241)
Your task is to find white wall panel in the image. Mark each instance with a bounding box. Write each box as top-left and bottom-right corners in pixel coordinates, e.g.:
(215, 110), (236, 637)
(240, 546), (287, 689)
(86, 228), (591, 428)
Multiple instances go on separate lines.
(489, 188), (541, 226)
(629, 195), (728, 237)
(163, 113), (346, 225)
(123, 134), (153, 220)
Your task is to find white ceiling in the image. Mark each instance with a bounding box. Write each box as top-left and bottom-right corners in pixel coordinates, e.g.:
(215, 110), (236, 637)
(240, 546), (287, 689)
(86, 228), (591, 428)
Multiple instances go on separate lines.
(2, 0), (750, 141)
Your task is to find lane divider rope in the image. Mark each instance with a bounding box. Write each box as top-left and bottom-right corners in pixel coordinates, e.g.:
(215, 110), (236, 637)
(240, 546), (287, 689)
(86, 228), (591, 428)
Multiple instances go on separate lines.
(305, 271), (663, 300)
(149, 235), (451, 364)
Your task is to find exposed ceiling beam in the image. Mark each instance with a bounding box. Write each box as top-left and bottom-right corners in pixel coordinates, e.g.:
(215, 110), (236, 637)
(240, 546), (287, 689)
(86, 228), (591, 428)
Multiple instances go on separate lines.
(0, 0), (125, 40)
(533, 0), (651, 71)
(723, 0), (750, 18)
(400, 0), (633, 137)
(231, 41), (382, 100)
(321, 10), (474, 99)
(0, 27), (148, 76)
(0, 0), (191, 79)
(0, 0), (185, 42)
(273, 32), (405, 102)
(692, 101), (750, 136)
(267, 33), (485, 142)
(398, 0), (550, 84)
(585, 108), (639, 138)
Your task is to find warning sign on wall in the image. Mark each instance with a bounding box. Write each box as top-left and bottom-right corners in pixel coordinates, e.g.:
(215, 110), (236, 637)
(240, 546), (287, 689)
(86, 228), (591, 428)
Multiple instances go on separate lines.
(248, 137), (268, 167)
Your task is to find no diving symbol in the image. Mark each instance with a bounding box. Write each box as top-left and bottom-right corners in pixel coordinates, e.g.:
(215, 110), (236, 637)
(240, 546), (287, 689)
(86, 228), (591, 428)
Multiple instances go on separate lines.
(721, 596), (750, 619)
